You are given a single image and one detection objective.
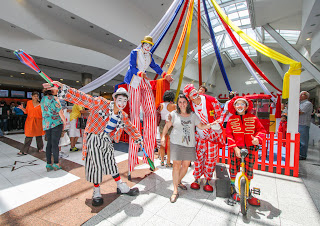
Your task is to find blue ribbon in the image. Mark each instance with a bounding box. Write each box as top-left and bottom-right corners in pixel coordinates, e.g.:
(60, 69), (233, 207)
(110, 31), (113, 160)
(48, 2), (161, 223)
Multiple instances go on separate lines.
(151, 0), (185, 53)
(202, 0), (232, 91)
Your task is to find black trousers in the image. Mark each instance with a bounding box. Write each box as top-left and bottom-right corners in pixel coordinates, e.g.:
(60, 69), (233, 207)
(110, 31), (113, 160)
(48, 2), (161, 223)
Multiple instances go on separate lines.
(21, 136), (44, 153)
(45, 124), (63, 164)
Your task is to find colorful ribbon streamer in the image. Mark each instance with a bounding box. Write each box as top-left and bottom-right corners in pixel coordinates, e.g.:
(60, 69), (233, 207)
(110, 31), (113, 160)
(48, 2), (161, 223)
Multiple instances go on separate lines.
(175, 0), (194, 101)
(203, 0), (232, 92)
(154, 0), (189, 80)
(167, 0), (194, 75)
(79, 0), (182, 93)
(151, 0), (185, 54)
(197, 0), (202, 86)
(210, 0), (301, 98)
(218, 13), (282, 94)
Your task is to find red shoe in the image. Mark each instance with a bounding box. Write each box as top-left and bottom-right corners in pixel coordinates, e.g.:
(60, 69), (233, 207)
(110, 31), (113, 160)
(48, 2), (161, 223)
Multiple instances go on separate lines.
(203, 180), (213, 193)
(190, 179), (200, 190)
(248, 196), (261, 206)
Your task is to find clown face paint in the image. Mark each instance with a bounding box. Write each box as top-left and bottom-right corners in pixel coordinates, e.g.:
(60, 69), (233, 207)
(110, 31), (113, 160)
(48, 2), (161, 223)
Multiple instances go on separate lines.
(142, 43), (152, 52)
(234, 100), (247, 115)
(115, 95), (128, 110)
(189, 89), (199, 100)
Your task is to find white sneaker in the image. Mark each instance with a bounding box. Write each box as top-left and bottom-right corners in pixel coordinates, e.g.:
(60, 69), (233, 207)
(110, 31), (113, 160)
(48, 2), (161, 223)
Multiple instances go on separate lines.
(92, 186), (103, 206)
(93, 186), (102, 199)
(117, 182), (130, 193)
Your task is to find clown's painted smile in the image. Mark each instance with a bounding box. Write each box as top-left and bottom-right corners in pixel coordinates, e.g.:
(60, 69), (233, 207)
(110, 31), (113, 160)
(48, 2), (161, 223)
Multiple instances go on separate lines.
(116, 96), (128, 110)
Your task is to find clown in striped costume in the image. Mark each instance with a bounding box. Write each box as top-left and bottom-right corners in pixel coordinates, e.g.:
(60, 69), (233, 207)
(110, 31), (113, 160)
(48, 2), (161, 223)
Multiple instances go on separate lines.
(183, 84), (225, 192)
(124, 36), (173, 179)
(43, 81), (143, 207)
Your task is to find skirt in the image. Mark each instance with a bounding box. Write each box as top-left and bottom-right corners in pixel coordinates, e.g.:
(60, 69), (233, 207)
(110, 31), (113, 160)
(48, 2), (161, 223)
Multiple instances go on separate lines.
(170, 142), (196, 161)
(159, 120), (172, 135)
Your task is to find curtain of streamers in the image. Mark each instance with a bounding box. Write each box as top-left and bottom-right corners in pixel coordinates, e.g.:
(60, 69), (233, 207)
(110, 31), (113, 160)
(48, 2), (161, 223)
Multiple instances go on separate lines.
(175, 0), (194, 101)
(154, 0), (189, 80)
(167, 0), (194, 75)
(210, 0), (301, 98)
(79, 0), (182, 93)
(203, 0), (232, 91)
(218, 14), (282, 94)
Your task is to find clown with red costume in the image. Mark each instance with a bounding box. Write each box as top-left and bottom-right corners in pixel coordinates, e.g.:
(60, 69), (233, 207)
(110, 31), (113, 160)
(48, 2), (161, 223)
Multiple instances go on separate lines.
(226, 97), (266, 206)
(183, 84), (224, 192)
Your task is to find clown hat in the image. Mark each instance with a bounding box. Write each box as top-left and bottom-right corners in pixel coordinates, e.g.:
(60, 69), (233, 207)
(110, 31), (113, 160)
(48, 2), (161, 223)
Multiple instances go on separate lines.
(141, 36), (154, 46)
(183, 84), (195, 99)
(112, 87), (129, 99)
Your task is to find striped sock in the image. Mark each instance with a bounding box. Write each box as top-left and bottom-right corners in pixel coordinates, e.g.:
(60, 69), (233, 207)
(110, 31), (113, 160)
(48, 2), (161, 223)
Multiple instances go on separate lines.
(230, 175), (236, 185)
(112, 173), (121, 182)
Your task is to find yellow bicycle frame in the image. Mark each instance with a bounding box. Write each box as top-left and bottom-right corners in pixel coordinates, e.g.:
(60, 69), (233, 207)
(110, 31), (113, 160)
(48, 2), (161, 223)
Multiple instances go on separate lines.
(238, 161), (250, 209)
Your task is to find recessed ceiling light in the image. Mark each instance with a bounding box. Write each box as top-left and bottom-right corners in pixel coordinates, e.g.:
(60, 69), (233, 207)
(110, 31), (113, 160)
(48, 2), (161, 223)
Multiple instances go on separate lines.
(21, 72), (25, 75)
(11, 25), (16, 28)
(119, 39), (122, 42)
(310, 24), (316, 26)
(71, 16), (75, 19)
(308, 32), (312, 34)
(130, 44), (133, 46)
(103, 84), (106, 86)
(90, 25), (94, 28)
(106, 33), (109, 35)
(47, 5), (52, 8)
(60, 79), (63, 81)
(10, 75), (13, 77)
(161, 3), (164, 6)
(306, 38), (311, 40)
(76, 81), (79, 83)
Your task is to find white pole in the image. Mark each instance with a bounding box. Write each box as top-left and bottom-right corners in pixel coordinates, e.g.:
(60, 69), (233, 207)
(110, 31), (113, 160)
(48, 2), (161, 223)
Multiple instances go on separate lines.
(287, 74), (300, 166)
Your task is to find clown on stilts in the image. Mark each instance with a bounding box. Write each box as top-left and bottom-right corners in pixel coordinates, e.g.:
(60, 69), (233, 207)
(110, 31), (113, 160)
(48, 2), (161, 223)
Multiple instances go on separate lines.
(183, 84), (225, 192)
(124, 36), (173, 180)
(43, 81), (142, 206)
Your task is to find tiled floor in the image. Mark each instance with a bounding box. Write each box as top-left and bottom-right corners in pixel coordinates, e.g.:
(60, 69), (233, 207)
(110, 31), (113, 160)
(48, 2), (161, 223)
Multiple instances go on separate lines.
(0, 134), (319, 225)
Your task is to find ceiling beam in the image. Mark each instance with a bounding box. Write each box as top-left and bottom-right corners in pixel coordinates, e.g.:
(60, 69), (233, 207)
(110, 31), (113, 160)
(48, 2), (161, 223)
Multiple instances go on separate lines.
(263, 23), (320, 84)
(246, 0), (256, 29)
(270, 58), (284, 79)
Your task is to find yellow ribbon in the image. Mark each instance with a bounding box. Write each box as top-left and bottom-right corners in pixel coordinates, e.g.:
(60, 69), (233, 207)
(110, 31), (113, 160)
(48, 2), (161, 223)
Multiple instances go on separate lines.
(175, 0), (194, 101)
(210, 0), (301, 99)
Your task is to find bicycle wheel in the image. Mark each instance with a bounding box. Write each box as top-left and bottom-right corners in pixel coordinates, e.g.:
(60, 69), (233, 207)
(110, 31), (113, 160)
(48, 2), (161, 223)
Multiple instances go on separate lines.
(240, 178), (248, 215)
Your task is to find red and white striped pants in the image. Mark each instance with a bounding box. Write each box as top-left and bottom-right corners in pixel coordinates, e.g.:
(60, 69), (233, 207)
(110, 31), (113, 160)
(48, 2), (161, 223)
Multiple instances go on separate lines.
(128, 79), (156, 172)
(193, 138), (218, 180)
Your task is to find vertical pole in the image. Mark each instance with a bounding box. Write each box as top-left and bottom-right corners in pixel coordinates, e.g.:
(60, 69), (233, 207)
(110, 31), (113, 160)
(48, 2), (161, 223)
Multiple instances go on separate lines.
(197, 0), (202, 86)
(287, 75), (300, 166)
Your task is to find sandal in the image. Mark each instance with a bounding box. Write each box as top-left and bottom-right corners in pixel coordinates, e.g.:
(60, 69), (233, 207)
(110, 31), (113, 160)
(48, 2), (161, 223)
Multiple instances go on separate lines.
(166, 163), (173, 168)
(178, 183), (187, 190)
(161, 161), (164, 166)
(17, 152), (27, 156)
(170, 193), (179, 203)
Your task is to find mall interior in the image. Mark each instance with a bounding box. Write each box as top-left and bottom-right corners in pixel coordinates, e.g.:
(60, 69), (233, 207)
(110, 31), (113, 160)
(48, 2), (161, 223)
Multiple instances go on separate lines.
(0, 0), (320, 225)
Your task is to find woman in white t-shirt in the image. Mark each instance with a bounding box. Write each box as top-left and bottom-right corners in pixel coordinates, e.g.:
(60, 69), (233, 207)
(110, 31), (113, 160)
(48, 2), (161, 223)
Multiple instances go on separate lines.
(161, 94), (216, 203)
(158, 91), (176, 167)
